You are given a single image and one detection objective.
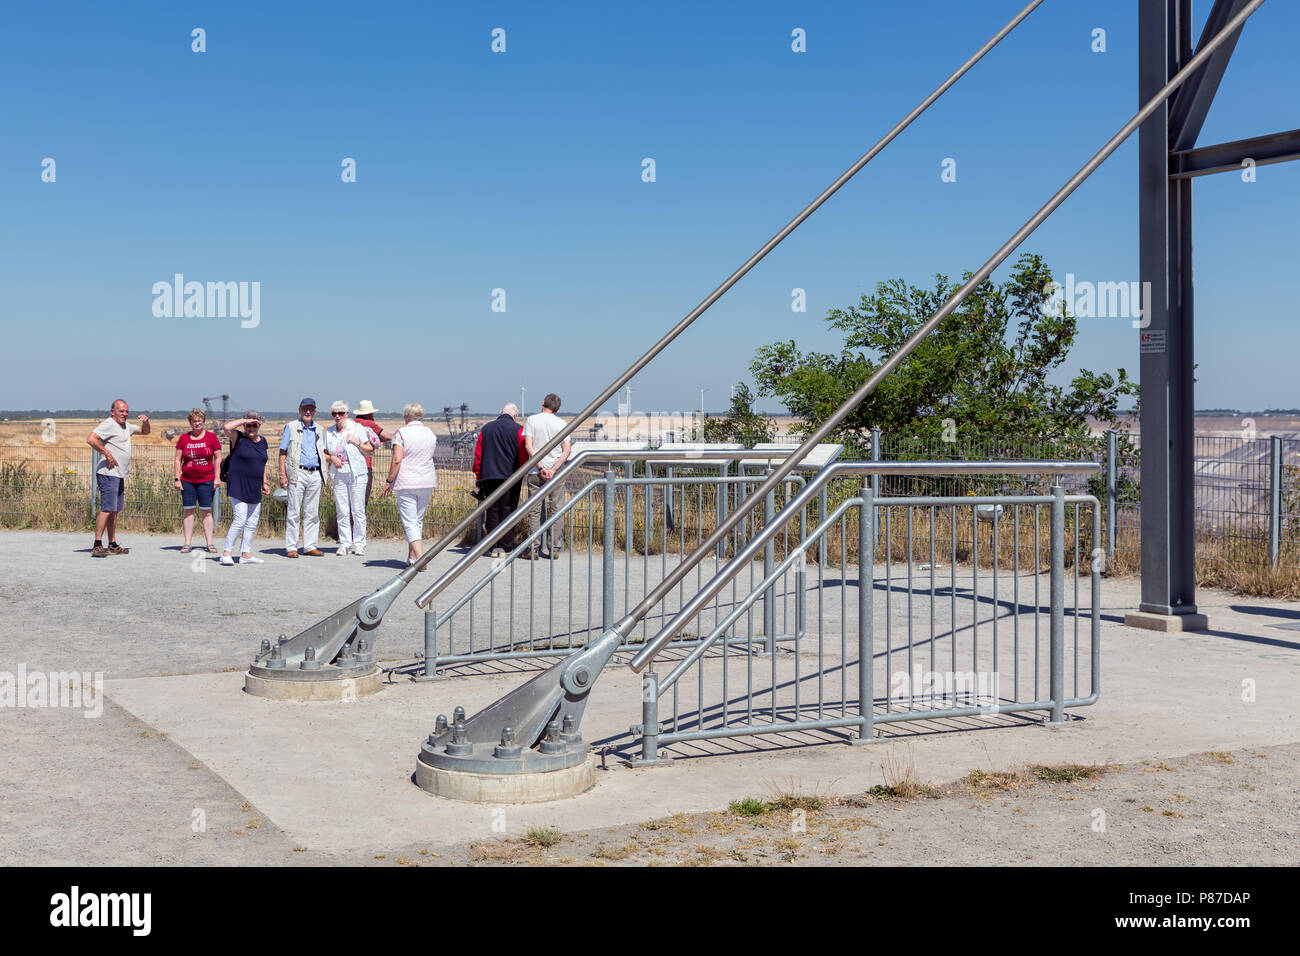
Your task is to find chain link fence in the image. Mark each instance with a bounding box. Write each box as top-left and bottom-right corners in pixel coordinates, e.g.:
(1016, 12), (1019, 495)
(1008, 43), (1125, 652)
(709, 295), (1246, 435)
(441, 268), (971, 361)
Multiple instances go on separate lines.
(3, 428), (1298, 569)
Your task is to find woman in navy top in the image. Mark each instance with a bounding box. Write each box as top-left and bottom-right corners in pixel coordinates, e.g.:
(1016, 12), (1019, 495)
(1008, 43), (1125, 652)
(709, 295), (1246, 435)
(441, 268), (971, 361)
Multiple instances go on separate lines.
(220, 412), (271, 565)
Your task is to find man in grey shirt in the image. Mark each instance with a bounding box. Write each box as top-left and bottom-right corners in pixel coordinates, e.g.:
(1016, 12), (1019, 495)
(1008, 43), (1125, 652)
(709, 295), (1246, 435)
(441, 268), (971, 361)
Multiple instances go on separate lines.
(85, 398), (151, 557)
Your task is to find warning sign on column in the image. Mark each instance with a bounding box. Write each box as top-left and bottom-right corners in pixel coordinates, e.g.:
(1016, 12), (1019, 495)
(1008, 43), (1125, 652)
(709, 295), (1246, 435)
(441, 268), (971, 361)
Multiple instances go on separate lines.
(1140, 329), (1166, 354)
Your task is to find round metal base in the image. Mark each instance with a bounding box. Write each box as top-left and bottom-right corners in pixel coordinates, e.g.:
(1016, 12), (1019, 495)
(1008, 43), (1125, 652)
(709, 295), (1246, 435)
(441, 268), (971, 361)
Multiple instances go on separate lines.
(415, 752), (597, 803)
(244, 666), (382, 700)
(418, 738), (589, 775)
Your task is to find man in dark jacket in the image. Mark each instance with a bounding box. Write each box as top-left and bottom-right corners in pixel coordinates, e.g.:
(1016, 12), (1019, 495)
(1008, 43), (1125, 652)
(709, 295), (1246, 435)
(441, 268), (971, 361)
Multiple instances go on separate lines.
(472, 403), (527, 556)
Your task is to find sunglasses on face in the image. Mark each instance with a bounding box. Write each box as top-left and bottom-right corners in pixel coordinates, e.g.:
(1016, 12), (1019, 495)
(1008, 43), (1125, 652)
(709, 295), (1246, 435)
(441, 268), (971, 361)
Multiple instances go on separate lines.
(331, 412), (347, 417)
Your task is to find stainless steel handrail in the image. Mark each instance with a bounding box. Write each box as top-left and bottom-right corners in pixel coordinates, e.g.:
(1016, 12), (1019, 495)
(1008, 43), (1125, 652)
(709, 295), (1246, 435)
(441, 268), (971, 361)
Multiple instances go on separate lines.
(619, 0), (1264, 667)
(628, 459), (1100, 671)
(413, 446), (795, 609)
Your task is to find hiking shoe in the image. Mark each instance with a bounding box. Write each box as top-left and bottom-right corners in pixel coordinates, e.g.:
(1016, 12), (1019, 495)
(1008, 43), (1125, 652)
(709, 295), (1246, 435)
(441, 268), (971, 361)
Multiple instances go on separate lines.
(91, 545), (108, 558)
(286, 550), (299, 558)
(107, 543), (129, 555)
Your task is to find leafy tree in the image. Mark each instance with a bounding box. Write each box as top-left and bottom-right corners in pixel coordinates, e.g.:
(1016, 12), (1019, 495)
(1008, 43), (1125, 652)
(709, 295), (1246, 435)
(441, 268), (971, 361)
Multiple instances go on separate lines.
(750, 253), (1137, 455)
(700, 382), (776, 446)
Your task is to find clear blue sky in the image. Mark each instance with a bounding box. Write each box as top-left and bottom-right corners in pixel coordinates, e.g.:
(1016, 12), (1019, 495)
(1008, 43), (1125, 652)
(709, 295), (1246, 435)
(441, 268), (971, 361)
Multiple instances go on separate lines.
(1, 0), (1296, 416)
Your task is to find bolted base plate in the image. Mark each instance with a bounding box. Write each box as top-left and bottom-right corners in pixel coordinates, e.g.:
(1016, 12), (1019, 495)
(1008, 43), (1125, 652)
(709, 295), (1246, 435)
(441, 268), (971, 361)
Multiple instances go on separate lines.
(415, 752), (597, 803)
(244, 666), (382, 701)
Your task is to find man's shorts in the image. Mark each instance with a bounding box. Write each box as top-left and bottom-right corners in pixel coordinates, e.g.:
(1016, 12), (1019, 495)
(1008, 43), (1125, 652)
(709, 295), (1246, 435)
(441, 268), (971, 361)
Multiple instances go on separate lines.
(181, 480), (215, 510)
(97, 474), (125, 513)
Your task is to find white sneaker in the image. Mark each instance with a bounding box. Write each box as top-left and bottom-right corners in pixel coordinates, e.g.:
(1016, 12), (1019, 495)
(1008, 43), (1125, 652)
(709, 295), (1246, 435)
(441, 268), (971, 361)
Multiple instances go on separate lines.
(239, 555), (265, 564)
(351, 545), (366, 556)
(220, 555), (235, 566)
(336, 547), (348, 556)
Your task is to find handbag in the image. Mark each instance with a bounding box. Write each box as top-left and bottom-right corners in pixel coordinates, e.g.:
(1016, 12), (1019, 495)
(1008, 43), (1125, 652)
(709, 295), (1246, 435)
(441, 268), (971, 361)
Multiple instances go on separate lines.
(219, 431), (240, 482)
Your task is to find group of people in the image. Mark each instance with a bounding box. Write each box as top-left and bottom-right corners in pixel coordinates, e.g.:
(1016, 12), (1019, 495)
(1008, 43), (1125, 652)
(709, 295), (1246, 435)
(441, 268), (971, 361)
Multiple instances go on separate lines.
(473, 393), (571, 559)
(86, 392), (571, 566)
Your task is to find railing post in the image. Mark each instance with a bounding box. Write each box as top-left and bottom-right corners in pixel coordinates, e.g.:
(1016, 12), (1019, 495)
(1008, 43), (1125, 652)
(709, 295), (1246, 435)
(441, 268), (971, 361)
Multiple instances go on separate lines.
(871, 426), (882, 549)
(715, 463), (728, 560)
(818, 484), (829, 567)
(640, 671), (661, 763)
(90, 448), (101, 521)
(423, 606), (438, 679)
(1269, 435), (1282, 569)
(854, 489), (876, 744)
(1106, 429), (1117, 562)
(603, 469), (617, 630)
(762, 473), (776, 653)
(1049, 485), (1066, 725)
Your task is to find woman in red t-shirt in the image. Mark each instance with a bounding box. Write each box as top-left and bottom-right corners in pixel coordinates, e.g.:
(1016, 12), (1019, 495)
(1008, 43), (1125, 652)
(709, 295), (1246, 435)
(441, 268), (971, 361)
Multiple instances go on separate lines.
(173, 408), (223, 553)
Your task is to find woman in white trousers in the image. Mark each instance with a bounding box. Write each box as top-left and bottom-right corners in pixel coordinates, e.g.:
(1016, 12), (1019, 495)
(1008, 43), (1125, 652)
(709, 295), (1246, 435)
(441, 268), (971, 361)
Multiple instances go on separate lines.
(325, 401), (374, 556)
(380, 403), (438, 566)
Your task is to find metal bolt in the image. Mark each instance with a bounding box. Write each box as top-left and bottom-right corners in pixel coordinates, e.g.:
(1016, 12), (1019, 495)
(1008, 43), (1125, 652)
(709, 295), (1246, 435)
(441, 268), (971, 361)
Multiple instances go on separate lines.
(357, 639), (369, 653)
(304, 645), (316, 661)
(435, 714), (448, 734)
(278, 634), (289, 644)
(260, 639), (271, 654)
(269, 643), (281, 659)
(493, 724), (522, 759)
(365, 606), (379, 620)
(540, 720), (566, 755)
(445, 721), (472, 756)
(562, 715), (575, 734)
(453, 706), (466, 724)
(546, 721), (560, 741)
(571, 666), (590, 688)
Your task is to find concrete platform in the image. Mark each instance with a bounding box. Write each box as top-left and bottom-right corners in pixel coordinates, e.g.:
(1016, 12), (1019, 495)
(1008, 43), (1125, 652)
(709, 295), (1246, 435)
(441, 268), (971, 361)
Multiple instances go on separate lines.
(245, 667), (383, 701)
(1125, 610), (1210, 632)
(4, 530), (1300, 860)
(415, 753), (597, 803)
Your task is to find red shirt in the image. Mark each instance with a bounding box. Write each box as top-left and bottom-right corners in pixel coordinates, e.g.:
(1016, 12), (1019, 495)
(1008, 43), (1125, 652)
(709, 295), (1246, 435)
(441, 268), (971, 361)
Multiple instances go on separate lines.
(177, 430), (222, 482)
(355, 418), (383, 467)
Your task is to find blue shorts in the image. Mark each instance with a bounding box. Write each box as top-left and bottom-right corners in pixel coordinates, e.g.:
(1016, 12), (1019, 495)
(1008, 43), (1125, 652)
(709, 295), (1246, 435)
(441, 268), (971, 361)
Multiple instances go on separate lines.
(181, 480), (215, 510)
(97, 474), (125, 512)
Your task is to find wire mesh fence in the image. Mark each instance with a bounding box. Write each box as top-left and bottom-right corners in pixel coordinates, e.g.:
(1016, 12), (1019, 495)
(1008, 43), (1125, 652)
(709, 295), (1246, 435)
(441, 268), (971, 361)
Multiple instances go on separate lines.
(3, 428), (1298, 570)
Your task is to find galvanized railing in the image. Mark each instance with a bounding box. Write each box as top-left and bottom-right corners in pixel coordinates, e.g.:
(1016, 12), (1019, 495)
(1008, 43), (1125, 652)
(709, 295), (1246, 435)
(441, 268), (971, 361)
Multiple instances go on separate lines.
(627, 462), (1100, 758)
(419, 473), (811, 674)
(415, 448), (811, 675)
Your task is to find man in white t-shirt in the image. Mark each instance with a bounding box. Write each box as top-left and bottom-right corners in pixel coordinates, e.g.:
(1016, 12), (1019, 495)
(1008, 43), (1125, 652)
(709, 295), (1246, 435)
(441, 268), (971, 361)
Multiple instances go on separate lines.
(522, 393), (572, 559)
(85, 398), (151, 557)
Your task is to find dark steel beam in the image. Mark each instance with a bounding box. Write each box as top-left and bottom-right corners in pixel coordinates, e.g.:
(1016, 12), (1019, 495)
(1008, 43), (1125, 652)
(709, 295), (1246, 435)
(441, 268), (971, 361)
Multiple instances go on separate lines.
(1139, 0), (1201, 618)
(1170, 127), (1300, 178)
(1168, 0), (1253, 151)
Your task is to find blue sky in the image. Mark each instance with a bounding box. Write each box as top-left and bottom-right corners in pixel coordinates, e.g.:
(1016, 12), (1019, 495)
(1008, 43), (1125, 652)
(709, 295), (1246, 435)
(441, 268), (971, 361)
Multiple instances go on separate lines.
(1, 0), (1296, 416)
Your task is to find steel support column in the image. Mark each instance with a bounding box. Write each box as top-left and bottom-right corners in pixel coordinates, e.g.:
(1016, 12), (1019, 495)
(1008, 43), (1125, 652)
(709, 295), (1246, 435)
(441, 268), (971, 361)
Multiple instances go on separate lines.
(1137, 0), (1200, 619)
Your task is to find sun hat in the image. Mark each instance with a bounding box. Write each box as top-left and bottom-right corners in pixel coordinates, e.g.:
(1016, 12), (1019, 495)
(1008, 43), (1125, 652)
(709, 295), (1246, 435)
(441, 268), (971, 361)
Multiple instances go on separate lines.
(355, 400), (378, 416)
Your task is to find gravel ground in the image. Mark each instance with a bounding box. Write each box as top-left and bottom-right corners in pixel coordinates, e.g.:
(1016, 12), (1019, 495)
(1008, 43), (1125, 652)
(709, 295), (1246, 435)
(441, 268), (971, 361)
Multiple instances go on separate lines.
(3, 529), (1298, 867)
(384, 744), (1300, 867)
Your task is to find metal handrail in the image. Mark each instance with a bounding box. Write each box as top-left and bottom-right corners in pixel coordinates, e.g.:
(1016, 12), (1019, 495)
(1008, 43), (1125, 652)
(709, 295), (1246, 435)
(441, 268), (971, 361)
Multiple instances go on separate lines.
(628, 459), (1100, 671)
(413, 446), (796, 609)
(618, 0), (1265, 666)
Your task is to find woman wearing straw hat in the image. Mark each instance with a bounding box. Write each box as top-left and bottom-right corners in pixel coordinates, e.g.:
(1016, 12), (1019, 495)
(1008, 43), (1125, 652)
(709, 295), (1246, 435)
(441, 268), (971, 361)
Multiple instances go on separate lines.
(353, 399), (392, 508)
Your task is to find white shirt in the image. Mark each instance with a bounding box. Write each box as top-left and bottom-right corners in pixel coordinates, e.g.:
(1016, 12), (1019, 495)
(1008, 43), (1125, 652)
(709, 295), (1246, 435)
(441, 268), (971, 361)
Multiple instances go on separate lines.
(392, 422), (437, 491)
(524, 411), (567, 472)
(326, 420), (369, 475)
(93, 418), (142, 478)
